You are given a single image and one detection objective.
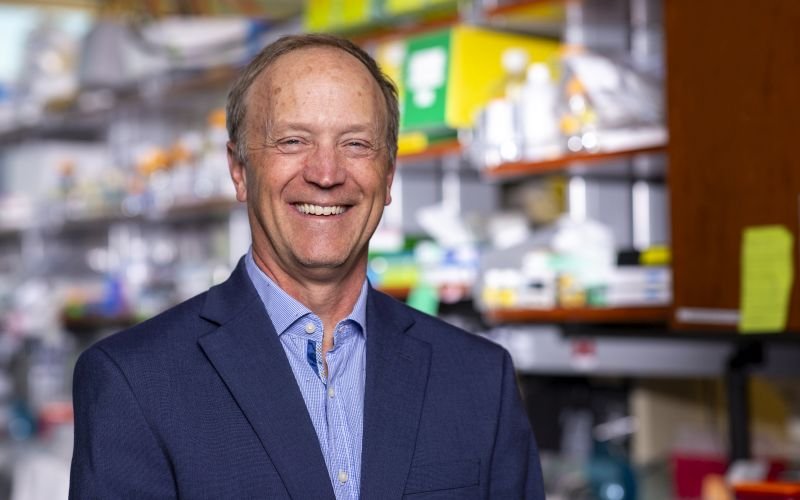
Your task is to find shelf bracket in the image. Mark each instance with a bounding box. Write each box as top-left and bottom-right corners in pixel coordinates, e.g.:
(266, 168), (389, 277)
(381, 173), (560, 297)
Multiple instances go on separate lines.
(725, 341), (764, 462)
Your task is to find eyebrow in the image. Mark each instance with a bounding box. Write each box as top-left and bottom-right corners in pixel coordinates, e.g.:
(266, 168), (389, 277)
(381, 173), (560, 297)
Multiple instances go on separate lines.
(267, 121), (380, 136)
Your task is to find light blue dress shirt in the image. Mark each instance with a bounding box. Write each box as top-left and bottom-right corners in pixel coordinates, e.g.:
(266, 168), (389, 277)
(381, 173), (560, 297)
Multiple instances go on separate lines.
(245, 251), (367, 500)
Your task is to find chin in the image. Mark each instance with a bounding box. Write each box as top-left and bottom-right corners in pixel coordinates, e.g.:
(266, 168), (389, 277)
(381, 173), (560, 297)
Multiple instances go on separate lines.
(295, 255), (350, 270)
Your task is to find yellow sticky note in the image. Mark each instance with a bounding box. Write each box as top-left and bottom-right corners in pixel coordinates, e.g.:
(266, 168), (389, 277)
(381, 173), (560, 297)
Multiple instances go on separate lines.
(739, 225), (795, 333)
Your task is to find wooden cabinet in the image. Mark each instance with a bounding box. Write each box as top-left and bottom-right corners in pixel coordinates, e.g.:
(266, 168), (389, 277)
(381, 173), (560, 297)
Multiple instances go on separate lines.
(666, 0), (800, 331)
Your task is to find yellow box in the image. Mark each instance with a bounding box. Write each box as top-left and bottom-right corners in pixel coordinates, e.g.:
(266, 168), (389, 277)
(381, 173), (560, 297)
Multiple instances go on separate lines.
(304, 0), (373, 31)
(401, 25), (561, 131)
(383, 0), (455, 16)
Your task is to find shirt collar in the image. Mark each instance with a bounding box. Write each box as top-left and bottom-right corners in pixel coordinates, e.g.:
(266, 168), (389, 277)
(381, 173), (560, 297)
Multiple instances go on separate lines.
(244, 248), (368, 336)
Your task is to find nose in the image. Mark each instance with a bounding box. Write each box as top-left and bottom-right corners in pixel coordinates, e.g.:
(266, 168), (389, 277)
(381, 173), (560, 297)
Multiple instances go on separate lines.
(303, 142), (346, 188)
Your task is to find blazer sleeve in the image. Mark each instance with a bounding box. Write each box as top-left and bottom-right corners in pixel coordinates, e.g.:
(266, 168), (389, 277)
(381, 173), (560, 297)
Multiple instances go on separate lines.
(489, 350), (545, 500)
(69, 346), (176, 499)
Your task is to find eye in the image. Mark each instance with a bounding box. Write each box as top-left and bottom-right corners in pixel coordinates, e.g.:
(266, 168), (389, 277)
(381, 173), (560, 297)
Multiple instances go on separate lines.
(341, 139), (375, 158)
(274, 137), (311, 154)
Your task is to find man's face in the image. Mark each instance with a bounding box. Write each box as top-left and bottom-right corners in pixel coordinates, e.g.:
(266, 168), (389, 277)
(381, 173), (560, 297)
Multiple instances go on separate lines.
(229, 47), (394, 283)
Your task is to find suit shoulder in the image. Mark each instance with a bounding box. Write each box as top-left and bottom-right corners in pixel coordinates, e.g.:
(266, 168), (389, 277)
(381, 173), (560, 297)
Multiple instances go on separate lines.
(415, 308), (503, 351)
(375, 291), (507, 358)
(91, 292), (210, 357)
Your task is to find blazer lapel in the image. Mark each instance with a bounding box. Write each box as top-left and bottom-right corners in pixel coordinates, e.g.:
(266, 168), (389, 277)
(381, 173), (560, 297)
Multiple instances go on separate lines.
(197, 262), (335, 500)
(360, 289), (431, 500)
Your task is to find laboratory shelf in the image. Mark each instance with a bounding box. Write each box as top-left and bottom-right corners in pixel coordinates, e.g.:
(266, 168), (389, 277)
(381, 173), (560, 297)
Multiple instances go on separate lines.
(485, 324), (800, 378)
(396, 139), (462, 164)
(483, 143), (668, 181)
(484, 305), (670, 325)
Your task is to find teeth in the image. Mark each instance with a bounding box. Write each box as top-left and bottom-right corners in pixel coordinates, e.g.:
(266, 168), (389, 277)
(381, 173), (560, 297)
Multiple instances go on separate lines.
(296, 204), (345, 216)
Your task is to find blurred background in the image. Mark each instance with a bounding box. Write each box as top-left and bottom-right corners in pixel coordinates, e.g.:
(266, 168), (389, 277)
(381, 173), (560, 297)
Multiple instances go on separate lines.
(0, 0), (799, 499)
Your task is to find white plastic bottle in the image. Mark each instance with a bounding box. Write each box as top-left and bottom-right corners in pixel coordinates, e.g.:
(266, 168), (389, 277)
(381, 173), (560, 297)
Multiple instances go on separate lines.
(520, 63), (561, 161)
(478, 48), (529, 167)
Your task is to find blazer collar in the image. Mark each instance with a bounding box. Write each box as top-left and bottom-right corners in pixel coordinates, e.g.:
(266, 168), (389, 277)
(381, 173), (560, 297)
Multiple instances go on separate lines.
(199, 257), (256, 326)
(198, 261), (433, 499)
(197, 259), (335, 499)
(360, 287), (431, 499)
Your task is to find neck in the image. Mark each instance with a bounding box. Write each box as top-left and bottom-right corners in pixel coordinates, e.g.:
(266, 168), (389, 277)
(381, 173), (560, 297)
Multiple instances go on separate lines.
(251, 249), (366, 329)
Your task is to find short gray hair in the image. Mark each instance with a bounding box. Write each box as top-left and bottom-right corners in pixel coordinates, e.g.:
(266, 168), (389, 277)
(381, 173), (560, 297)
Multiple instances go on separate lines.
(226, 33), (399, 168)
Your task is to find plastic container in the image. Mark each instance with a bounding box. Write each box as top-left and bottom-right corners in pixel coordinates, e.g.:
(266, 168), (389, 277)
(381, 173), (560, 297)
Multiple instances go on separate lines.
(520, 62), (561, 161)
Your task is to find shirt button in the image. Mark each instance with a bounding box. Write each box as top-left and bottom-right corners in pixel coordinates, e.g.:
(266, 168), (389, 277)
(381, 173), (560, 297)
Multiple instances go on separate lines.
(328, 387), (335, 398)
(305, 322), (316, 334)
(338, 470), (348, 484)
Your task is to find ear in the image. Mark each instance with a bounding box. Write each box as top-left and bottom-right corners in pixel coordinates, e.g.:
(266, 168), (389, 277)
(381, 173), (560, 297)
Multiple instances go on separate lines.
(227, 141), (248, 203)
(384, 161), (396, 206)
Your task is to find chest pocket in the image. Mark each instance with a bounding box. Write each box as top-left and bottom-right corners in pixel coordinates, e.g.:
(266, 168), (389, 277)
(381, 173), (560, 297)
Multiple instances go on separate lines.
(403, 459), (480, 498)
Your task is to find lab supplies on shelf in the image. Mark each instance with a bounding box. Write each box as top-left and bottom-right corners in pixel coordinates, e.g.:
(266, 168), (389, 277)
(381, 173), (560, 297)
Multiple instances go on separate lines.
(468, 45), (667, 171)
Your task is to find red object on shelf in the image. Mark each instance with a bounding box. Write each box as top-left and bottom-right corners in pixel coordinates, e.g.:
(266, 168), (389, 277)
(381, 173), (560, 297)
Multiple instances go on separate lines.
(672, 453), (790, 500)
(38, 400), (74, 437)
(672, 453), (728, 500)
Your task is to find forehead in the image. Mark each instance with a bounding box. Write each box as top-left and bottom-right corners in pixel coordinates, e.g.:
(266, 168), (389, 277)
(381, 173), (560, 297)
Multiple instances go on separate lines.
(248, 46), (384, 116)
(270, 46), (372, 81)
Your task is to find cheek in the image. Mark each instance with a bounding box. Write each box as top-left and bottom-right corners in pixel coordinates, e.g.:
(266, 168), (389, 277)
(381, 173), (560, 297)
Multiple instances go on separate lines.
(245, 172), (261, 199)
(247, 161), (283, 198)
(245, 174), (276, 209)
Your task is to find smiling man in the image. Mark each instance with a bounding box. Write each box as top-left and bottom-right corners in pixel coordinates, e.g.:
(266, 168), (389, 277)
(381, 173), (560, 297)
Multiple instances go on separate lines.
(69, 34), (544, 499)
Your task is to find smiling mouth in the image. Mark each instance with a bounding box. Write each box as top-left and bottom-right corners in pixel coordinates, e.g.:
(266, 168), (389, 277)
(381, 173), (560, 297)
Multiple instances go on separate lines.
(294, 203), (348, 216)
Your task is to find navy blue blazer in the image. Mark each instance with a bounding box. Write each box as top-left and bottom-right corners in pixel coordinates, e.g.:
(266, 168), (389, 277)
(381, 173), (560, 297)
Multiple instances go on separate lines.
(70, 259), (544, 499)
